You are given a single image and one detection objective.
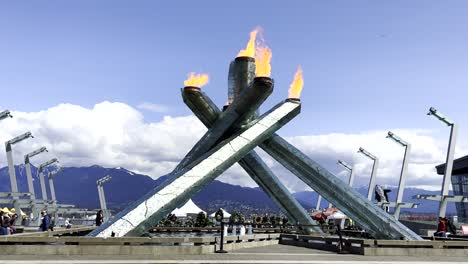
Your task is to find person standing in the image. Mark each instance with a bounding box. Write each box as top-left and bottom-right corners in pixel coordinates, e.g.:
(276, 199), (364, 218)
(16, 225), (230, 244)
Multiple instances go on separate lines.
(9, 213), (18, 234)
(39, 210), (50, 232)
(95, 210), (104, 226)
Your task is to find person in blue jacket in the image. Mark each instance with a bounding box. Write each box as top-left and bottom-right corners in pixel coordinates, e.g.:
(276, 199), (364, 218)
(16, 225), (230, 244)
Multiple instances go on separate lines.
(39, 210), (50, 232)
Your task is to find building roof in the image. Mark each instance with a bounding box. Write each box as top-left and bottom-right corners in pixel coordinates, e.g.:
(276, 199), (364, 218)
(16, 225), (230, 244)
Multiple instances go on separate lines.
(436, 155), (468, 175)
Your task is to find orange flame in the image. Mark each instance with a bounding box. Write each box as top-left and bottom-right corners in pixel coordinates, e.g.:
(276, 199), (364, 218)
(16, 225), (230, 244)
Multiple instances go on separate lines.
(255, 46), (272, 77)
(237, 29), (258, 58)
(184, 72), (209, 87)
(288, 66), (304, 99)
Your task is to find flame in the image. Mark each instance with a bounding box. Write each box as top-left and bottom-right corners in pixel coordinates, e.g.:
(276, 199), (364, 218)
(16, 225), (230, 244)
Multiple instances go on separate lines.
(288, 66), (304, 99)
(255, 46), (272, 77)
(237, 29), (258, 58)
(184, 72), (209, 87)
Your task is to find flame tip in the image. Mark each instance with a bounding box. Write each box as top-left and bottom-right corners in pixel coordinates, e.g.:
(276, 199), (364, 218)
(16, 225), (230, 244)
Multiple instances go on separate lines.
(184, 72), (209, 88)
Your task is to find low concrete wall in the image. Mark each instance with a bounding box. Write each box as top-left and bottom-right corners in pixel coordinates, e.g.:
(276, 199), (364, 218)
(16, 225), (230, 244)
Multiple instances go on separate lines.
(0, 233), (280, 256)
(280, 234), (468, 256)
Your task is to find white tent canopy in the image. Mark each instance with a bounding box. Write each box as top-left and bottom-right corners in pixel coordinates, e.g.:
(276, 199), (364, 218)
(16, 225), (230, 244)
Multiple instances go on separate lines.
(170, 199), (206, 218)
(328, 211), (347, 219)
(209, 208), (231, 218)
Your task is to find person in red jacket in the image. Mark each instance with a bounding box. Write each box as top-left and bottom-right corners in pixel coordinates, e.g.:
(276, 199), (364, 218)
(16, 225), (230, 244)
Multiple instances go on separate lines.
(434, 217), (448, 237)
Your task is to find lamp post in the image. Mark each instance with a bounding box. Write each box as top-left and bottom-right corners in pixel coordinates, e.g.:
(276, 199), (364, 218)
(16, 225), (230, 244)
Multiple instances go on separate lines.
(96, 175), (112, 222)
(427, 107), (458, 217)
(337, 160), (355, 187)
(5, 131), (34, 223)
(37, 158), (58, 206)
(0, 110), (13, 120)
(358, 147), (379, 201)
(24, 147), (48, 221)
(386, 131), (411, 219)
(48, 167), (62, 222)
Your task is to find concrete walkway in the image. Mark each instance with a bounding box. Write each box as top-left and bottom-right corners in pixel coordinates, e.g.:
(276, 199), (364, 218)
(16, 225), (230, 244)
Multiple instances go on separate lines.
(0, 244), (467, 263)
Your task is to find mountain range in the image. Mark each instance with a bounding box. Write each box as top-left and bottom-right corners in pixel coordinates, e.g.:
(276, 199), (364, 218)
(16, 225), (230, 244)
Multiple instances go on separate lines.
(0, 164), (456, 215)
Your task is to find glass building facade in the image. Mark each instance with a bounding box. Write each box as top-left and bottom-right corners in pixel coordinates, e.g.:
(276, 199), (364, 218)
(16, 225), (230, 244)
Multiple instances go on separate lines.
(452, 174), (468, 223)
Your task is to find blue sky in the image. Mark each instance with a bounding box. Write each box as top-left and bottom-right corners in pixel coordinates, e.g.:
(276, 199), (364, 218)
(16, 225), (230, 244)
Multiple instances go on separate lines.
(0, 1), (467, 190)
(1, 1), (468, 137)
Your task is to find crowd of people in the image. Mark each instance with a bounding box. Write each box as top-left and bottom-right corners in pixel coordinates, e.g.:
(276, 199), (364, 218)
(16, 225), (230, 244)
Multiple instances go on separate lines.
(0, 209), (63, 235)
(0, 210), (19, 235)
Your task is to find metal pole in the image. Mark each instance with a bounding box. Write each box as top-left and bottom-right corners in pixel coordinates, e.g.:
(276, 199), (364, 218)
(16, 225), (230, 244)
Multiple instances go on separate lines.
(48, 172), (58, 221)
(316, 195), (322, 210)
(100, 185), (109, 222)
(348, 167), (355, 187)
(367, 158), (379, 201)
(38, 167), (48, 204)
(5, 143), (22, 222)
(5, 131), (35, 224)
(97, 183), (104, 211)
(24, 147), (48, 223)
(439, 123), (458, 217)
(394, 144), (411, 219)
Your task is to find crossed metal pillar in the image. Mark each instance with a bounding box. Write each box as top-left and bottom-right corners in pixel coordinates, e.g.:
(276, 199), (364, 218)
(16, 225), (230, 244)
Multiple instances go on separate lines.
(5, 131), (34, 223)
(89, 56), (421, 240)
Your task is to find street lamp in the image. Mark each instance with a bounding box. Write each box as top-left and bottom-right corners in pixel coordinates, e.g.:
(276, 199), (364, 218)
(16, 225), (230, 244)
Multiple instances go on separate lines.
(24, 146), (48, 220)
(358, 147), (379, 201)
(5, 131), (34, 223)
(37, 158), (59, 206)
(48, 167), (63, 221)
(337, 160), (355, 187)
(0, 110), (13, 120)
(427, 107), (458, 217)
(386, 131), (412, 219)
(96, 175), (112, 222)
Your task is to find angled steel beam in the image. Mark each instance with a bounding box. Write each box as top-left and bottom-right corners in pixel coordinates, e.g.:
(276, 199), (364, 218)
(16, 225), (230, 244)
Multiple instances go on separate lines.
(89, 99), (301, 237)
(182, 87), (320, 233)
(260, 135), (422, 240)
(174, 76), (273, 173)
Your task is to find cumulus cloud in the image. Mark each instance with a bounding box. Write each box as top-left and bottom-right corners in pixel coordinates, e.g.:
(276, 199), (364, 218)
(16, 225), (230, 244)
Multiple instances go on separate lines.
(0, 101), (464, 193)
(137, 102), (170, 113)
(0, 101), (206, 178)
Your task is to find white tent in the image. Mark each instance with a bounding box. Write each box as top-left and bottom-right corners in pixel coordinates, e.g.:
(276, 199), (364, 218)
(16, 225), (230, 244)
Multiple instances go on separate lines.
(170, 199), (206, 218)
(209, 208), (231, 218)
(328, 211), (347, 219)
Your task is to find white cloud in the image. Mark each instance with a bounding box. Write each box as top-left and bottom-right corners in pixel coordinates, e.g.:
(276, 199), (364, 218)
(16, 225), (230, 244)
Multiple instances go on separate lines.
(0, 101), (206, 178)
(137, 102), (170, 113)
(0, 101), (465, 194)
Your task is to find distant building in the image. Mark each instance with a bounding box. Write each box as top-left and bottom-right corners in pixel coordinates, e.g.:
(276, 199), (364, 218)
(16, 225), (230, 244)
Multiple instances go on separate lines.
(437, 155), (468, 222)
